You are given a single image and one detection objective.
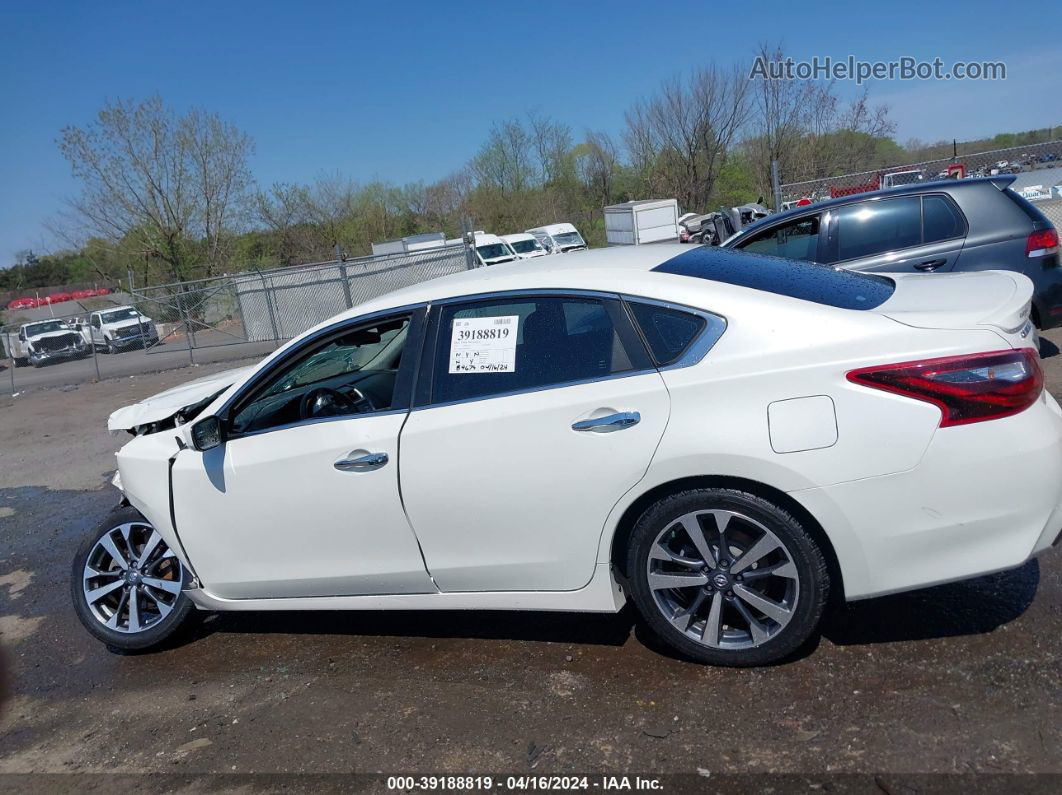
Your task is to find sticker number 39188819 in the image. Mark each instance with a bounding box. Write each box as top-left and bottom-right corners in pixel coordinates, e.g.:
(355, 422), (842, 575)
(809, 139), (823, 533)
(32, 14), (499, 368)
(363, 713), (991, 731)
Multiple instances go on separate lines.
(449, 315), (519, 373)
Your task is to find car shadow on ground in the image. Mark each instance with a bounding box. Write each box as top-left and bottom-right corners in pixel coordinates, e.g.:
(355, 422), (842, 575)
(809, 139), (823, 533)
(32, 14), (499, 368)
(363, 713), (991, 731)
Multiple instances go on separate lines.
(190, 606), (638, 648)
(822, 559), (1040, 646)
(1040, 336), (1060, 359)
(180, 561), (1040, 662)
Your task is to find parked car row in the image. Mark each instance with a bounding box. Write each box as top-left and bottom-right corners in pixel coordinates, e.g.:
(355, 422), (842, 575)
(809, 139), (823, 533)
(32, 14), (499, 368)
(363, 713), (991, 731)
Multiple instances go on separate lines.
(2, 305), (159, 367)
(472, 223), (588, 266)
(6, 287), (111, 311)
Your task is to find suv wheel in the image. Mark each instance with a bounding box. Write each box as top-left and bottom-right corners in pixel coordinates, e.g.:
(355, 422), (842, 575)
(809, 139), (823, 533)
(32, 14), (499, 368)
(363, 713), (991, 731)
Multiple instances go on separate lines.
(71, 506), (196, 651)
(106, 339), (117, 354)
(627, 489), (829, 666)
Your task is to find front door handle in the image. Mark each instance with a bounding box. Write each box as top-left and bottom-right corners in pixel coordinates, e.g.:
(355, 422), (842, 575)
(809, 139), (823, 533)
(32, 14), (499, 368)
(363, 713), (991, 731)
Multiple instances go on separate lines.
(334, 451), (389, 471)
(572, 411), (641, 433)
(914, 258), (946, 271)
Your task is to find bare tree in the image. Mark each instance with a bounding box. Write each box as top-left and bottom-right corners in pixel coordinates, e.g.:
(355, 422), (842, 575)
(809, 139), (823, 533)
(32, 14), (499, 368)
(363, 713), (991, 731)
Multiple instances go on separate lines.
(57, 97), (254, 282)
(623, 64), (750, 211)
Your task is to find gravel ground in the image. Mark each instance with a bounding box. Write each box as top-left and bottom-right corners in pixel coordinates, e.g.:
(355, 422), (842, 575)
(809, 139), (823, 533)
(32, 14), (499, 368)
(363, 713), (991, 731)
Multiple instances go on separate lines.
(0, 329), (1061, 792)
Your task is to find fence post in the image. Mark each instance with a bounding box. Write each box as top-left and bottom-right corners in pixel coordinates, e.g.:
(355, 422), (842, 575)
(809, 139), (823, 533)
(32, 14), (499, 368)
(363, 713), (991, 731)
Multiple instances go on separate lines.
(8, 340), (14, 396)
(89, 325), (101, 382)
(339, 259), (353, 309)
(258, 271), (280, 345)
(180, 287), (195, 365)
(771, 160), (783, 212)
(462, 216), (477, 270)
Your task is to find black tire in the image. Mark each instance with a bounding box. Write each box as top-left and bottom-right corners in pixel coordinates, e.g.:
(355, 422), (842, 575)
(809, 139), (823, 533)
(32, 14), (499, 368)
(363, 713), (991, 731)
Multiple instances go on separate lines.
(71, 506), (196, 651)
(626, 488), (829, 667)
(13, 357), (27, 368)
(106, 339), (117, 354)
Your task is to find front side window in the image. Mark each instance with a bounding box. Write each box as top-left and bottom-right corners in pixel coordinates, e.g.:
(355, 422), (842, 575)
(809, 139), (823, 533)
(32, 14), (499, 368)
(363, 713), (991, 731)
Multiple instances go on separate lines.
(230, 315), (411, 434)
(832, 197), (922, 261)
(430, 296), (638, 404)
(739, 215), (821, 261)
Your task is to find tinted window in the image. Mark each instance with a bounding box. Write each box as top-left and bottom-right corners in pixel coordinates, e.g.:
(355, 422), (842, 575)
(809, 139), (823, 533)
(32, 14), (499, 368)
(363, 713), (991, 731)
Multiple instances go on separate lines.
(628, 302), (706, 365)
(431, 297), (635, 403)
(653, 248), (894, 310)
(739, 215), (820, 260)
(922, 195), (965, 243)
(833, 197), (921, 260)
(231, 316), (410, 434)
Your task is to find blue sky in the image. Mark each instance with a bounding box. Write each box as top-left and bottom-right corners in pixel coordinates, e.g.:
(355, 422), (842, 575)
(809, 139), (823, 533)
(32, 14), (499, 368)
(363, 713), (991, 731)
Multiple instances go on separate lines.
(1, 0), (1059, 261)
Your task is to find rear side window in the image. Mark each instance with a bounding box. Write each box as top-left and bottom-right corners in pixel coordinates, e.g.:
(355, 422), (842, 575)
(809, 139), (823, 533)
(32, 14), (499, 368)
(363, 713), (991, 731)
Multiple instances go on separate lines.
(430, 297), (641, 404)
(628, 302), (706, 365)
(654, 248), (895, 310)
(833, 197), (922, 260)
(922, 195), (965, 242)
(739, 215), (821, 261)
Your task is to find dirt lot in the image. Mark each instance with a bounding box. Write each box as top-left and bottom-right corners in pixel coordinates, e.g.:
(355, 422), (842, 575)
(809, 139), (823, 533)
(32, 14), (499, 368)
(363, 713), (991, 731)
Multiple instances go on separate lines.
(1, 330), (1061, 791)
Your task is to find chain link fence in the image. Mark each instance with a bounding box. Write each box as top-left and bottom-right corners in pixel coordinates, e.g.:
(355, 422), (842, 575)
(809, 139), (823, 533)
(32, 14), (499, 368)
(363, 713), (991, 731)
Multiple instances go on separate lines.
(2, 243), (472, 394)
(779, 139), (1062, 230)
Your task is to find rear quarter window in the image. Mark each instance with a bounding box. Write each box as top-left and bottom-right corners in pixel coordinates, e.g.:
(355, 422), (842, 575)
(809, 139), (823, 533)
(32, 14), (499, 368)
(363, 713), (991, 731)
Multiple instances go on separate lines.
(653, 248), (895, 310)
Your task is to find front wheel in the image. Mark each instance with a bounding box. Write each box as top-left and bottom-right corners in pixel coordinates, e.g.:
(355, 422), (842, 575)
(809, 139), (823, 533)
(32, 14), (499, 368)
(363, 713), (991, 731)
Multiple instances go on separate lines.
(106, 339), (117, 354)
(71, 506), (196, 651)
(627, 489), (829, 667)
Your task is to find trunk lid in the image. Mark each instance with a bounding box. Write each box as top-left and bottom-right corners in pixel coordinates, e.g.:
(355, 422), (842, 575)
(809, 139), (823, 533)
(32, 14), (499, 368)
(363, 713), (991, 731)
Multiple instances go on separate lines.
(877, 270), (1036, 348)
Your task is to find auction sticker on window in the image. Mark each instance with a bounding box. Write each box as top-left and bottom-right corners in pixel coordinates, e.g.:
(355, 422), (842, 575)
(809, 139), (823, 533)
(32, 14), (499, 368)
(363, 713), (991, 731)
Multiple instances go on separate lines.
(449, 315), (518, 373)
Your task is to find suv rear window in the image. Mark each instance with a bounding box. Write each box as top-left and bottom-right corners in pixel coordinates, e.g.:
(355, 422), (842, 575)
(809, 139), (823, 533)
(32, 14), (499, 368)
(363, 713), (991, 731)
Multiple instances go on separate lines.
(653, 248), (894, 310)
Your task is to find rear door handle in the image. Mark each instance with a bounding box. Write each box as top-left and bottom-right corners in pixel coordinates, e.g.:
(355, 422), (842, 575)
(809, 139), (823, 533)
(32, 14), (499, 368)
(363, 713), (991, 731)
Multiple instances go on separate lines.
(914, 258), (946, 271)
(334, 451), (389, 471)
(572, 411), (641, 433)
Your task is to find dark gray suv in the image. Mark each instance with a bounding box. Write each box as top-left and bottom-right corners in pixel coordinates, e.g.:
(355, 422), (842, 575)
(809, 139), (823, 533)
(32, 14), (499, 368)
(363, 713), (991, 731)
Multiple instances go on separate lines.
(724, 175), (1062, 328)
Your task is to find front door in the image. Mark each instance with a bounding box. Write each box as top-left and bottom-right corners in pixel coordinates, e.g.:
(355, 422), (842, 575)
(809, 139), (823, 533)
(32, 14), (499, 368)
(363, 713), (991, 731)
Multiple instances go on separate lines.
(399, 293), (670, 592)
(171, 310), (434, 600)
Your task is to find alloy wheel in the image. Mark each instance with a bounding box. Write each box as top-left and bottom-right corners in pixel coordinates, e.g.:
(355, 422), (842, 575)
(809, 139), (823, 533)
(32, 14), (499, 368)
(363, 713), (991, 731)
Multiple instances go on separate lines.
(645, 509), (799, 650)
(82, 521), (184, 634)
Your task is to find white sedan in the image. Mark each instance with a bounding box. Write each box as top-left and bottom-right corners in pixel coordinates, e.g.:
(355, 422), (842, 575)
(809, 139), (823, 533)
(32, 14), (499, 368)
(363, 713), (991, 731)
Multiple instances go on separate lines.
(72, 245), (1062, 666)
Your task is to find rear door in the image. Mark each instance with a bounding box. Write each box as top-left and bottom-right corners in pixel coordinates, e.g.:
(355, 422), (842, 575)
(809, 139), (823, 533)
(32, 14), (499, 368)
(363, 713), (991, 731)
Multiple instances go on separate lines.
(399, 292), (670, 592)
(824, 194), (967, 274)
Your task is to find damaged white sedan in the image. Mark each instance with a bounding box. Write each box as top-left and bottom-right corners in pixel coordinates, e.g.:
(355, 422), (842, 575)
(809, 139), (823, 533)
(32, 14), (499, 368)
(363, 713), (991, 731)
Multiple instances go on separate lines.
(72, 245), (1062, 666)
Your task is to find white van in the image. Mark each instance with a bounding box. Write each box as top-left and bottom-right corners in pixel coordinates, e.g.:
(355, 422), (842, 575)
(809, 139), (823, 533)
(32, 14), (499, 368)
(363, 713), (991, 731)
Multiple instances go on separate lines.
(525, 223), (587, 254)
(473, 233), (518, 266)
(500, 233), (547, 259)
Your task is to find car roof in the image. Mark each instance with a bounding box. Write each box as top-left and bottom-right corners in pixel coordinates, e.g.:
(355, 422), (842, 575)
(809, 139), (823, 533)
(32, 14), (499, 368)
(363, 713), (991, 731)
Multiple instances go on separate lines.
(733, 174), (1017, 241)
(333, 243), (893, 325)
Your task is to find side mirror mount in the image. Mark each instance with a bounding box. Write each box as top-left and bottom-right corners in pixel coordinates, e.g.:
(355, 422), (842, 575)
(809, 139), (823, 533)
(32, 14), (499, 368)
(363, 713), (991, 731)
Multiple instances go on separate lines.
(190, 416), (225, 451)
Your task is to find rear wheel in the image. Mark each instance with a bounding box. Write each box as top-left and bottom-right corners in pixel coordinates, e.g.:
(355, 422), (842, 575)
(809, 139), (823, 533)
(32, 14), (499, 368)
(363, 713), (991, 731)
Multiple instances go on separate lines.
(627, 489), (829, 666)
(71, 506), (196, 651)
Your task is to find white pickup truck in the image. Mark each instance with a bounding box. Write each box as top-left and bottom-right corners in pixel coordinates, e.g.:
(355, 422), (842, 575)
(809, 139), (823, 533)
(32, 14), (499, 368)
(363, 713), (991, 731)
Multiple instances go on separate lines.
(74, 306), (160, 354)
(3, 319), (89, 367)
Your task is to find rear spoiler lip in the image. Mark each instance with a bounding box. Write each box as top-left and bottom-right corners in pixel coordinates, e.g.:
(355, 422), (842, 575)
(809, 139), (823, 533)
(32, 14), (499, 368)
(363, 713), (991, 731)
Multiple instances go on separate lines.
(989, 175), (1017, 191)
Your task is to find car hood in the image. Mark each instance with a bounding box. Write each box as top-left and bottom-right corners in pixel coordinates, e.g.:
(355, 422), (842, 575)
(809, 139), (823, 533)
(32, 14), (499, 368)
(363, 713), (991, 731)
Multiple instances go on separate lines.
(107, 365), (251, 431)
(28, 329), (78, 342)
(107, 317), (152, 330)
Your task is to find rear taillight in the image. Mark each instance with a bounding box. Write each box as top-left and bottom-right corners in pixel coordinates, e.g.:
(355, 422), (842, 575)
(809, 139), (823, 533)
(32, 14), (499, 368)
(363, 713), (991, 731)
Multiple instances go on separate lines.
(847, 349), (1043, 427)
(1026, 228), (1059, 258)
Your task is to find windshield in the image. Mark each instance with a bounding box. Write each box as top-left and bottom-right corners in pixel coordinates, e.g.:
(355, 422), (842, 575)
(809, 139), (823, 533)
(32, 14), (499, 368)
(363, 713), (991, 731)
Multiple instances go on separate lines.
(510, 239), (541, 254)
(25, 321), (69, 336)
(553, 232), (585, 247)
(101, 308), (140, 323)
(477, 244), (513, 261)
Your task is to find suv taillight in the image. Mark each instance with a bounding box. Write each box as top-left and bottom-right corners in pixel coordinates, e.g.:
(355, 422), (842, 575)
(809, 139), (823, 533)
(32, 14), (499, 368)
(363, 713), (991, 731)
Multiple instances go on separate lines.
(1026, 228), (1059, 258)
(847, 349), (1043, 427)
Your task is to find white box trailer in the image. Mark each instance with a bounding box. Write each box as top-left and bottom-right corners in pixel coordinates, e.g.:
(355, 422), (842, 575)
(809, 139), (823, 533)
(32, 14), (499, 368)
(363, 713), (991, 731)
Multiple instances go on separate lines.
(371, 232), (446, 256)
(604, 199), (680, 245)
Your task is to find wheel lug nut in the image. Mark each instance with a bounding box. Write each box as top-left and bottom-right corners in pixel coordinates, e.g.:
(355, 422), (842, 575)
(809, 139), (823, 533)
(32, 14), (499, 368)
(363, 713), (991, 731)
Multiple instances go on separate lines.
(720, 560), (729, 568)
(726, 590), (734, 597)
